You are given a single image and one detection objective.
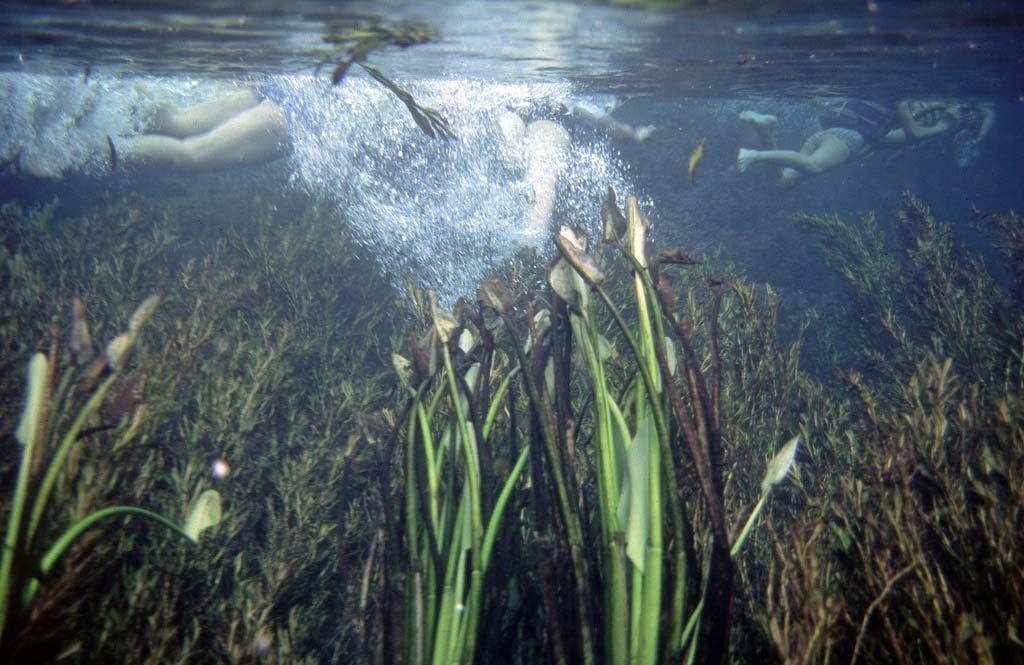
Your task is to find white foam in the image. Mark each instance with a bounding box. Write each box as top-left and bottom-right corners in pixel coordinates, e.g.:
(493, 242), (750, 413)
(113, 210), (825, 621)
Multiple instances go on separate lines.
(276, 73), (639, 302)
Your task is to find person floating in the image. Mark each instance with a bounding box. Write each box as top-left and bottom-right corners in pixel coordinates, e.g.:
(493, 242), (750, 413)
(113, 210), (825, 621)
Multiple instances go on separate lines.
(735, 99), (994, 187)
(113, 88), (290, 171)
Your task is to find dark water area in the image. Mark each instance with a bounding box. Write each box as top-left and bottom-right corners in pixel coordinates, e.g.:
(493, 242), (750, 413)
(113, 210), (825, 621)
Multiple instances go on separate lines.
(2, 2), (1024, 664)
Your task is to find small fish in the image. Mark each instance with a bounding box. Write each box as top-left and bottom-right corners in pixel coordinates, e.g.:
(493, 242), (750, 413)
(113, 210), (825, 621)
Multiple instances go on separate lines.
(82, 61), (92, 83)
(688, 138), (706, 185)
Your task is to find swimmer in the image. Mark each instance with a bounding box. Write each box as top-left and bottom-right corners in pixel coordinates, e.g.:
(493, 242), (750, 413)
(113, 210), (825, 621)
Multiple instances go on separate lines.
(114, 88), (290, 171)
(497, 95), (653, 236)
(736, 99), (968, 187)
(499, 111), (571, 235)
(564, 97), (655, 143)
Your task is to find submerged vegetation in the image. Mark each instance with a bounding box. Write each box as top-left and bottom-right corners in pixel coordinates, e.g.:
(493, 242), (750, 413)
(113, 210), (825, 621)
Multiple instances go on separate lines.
(0, 183), (1021, 664)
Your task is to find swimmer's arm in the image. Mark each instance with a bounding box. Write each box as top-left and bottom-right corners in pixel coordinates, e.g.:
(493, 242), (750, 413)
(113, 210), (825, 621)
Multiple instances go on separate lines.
(895, 101), (954, 141)
(976, 104), (996, 143)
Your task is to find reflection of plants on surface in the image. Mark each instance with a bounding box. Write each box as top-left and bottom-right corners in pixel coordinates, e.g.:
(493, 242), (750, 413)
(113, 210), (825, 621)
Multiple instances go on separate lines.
(316, 21), (456, 140)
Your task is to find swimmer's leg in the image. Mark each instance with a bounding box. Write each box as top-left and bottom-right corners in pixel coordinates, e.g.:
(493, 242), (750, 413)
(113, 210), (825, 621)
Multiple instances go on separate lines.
(121, 100), (288, 170)
(777, 167), (802, 187)
(738, 134), (850, 177)
(524, 119), (570, 234)
(150, 90), (263, 138)
(739, 110), (777, 127)
(596, 115), (655, 142)
(570, 104), (654, 143)
(738, 109), (777, 148)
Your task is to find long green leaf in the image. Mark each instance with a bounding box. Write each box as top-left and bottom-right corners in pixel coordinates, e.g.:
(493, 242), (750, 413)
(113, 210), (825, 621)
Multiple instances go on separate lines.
(27, 375), (117, 545)
(481, 445), (529, 568)
(623, 418), (652, 572)
(22, 505), (191, 611)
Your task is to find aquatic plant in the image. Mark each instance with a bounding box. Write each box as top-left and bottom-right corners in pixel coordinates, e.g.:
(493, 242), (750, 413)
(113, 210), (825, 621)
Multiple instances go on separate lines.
(0, 297), (222, 654)
(4, 174), (1019, 665)
(794, 191), (1011, 384)
(0, 188), (403, 662)
(316, 20), (456, 139)
(974, 205), (1024, 295)
(397, 293), (529, 665)
(761, 192), (1024, 664)
(390, 189), (805, 665)
(550, 193), (803, 665)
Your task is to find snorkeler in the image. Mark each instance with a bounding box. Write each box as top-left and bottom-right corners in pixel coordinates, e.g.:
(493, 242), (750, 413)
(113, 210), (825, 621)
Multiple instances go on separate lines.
(736, 99), (988, 187)
(113, 88), (290, 171)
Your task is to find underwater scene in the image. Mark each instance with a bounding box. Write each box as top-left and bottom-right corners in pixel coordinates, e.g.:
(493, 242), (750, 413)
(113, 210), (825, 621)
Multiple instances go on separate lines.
(1, 0), (1023, 663)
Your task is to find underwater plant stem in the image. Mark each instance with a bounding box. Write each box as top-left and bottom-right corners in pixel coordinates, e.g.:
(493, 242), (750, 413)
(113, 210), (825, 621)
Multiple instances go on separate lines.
(482, 367), (519, 441)
(358, 528), (382, 664)
(22, 505), (190, 611)
(731, 495), (767, 557)
(707, 294), (722, 436)
(405, 390), (427, 665)
(481, 445), (529, 568)
(574, 273), (670, 477)
(648, 282), (725, 540)
(424, 541), (439, 663)
(0, 397), (42, 647)
(622, 253), (698, 665)
(623, 251), (737, 665)
(850, 563), (917, 665)
(416, 401), (442, 548)
(430, 496), (465, 665)
(441, 344), (483, 665)
(29, 328), (58, 484)
(412, 569), (425, 665)
(26, 375), (117, 546)
(676, 509), (771, 660)
(677, 493), (771, 653)
(500, 313), (595, 665)
(573, 313), (628, 665)
(558, 237), (674, 665)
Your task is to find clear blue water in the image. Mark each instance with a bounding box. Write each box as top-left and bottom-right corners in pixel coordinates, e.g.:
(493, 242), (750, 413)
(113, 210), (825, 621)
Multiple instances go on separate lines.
(1, 0), (1022, 309)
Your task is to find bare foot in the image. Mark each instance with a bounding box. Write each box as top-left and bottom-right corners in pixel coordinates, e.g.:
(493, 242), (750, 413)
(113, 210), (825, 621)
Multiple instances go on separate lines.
(737, 148), (759, 173)
(634, 125), (656, 142)
(739, 110), (777, 127)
